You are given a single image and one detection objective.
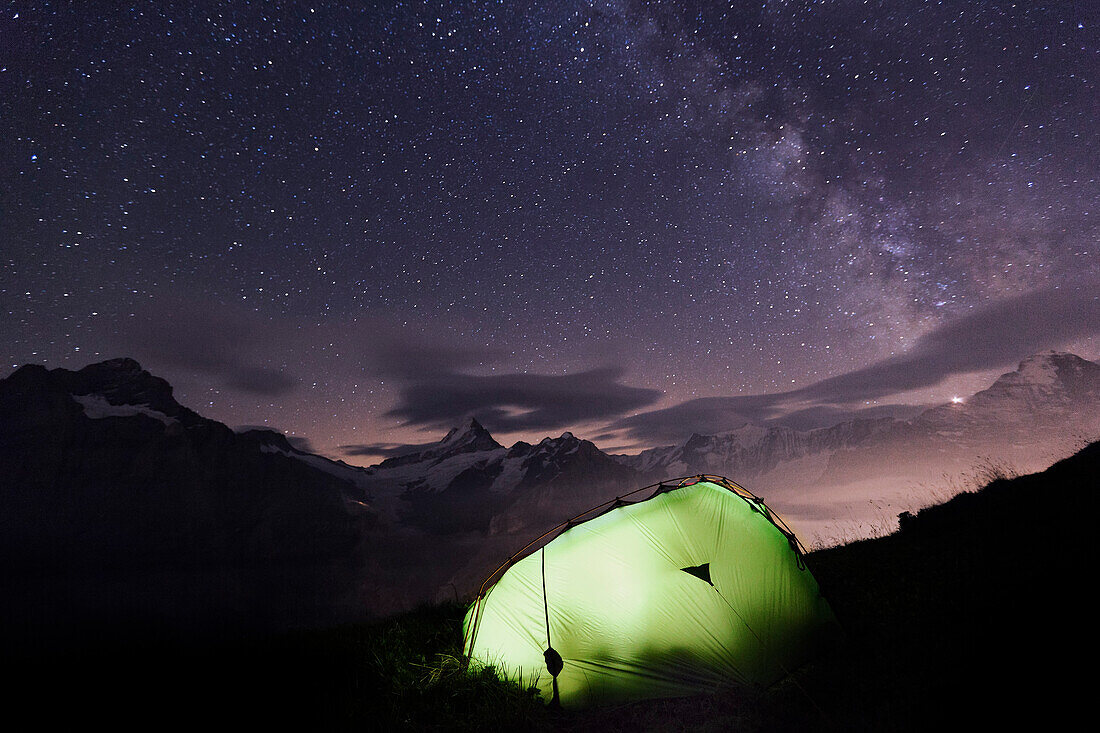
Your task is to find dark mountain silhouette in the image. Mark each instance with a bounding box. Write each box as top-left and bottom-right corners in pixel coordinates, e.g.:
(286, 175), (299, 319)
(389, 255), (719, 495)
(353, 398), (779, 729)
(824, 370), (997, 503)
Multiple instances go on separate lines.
(0, 358), (372, 647)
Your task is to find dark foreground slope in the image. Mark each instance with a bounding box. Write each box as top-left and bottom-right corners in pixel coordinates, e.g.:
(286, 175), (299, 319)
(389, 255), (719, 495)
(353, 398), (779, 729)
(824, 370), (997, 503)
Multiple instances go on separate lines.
(801, 439), (1096, 730)
(6, 441), (1096, 731)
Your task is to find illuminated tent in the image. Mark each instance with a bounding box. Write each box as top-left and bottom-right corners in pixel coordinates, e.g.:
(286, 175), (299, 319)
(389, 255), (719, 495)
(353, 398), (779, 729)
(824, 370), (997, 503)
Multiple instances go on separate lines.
(462, 476), (837, 707)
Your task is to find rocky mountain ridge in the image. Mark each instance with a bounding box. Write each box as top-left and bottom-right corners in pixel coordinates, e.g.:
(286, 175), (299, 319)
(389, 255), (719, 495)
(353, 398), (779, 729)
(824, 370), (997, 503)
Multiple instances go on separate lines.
(617, 417), (899, 480)
(0, 358), (373, 640)
(362, 422), (638, 534)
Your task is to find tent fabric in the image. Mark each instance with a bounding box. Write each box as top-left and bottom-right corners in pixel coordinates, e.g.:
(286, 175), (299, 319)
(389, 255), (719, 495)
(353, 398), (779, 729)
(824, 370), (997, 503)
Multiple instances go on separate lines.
(462, 477), (836, 707)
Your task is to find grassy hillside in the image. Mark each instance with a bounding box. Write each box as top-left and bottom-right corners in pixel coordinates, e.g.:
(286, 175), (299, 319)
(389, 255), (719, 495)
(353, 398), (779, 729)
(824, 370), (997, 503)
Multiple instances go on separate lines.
(10, 441), (1096, 730)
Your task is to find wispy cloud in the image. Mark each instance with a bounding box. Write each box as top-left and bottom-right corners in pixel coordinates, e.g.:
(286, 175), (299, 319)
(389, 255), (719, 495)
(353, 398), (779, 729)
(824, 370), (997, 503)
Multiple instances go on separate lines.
(613, 287), (1100, 444)
(385, 365), (662, 433)
(338, 440), (440, 460)
(351, 325), (663, 434)
(119, 298), (300, 396)
(792, 287), (1100, 403)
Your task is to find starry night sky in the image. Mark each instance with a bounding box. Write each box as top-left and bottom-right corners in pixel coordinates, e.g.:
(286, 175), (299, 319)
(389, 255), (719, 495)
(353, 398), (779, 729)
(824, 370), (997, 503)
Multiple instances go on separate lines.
(2, 1), (1098, 461)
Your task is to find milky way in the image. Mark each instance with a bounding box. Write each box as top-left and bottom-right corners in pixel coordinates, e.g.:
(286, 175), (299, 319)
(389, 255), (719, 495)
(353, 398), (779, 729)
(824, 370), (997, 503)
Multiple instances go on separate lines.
(2, 1), (1097, 459)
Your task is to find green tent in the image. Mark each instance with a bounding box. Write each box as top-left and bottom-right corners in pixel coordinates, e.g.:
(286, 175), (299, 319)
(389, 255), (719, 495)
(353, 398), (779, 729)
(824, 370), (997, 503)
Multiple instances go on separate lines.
(462, 476), (837, 707)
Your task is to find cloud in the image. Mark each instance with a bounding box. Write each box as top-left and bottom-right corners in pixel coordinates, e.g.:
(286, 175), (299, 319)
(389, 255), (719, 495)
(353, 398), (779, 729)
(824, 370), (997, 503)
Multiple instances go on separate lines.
(613, 287), (1100, 444)
(347, 323), (664, 435)
(609, 397), (928, 446)
(234, 425), (315, 453)
(361, 328), (493, 380)
(767, 403), (928, 432)
(220, 364), (300, 396)
(792, 287), (1100, 403)
(611, 395), (775, 446)
(386, 366), (663, 433)
(339, 440), (439, 460)
(285, 435), (315, 452)
(118, 298), (300, 396)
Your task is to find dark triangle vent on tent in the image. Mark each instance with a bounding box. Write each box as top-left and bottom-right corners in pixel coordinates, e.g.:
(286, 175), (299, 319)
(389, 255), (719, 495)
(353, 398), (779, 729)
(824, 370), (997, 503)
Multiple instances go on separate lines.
(680, 563), (713, 585)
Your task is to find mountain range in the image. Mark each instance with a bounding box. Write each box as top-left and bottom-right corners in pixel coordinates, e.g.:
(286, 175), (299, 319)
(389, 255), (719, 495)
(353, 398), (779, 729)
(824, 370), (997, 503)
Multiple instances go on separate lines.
(2, 351), (1098, 630)
(357, 350), (1099, 537)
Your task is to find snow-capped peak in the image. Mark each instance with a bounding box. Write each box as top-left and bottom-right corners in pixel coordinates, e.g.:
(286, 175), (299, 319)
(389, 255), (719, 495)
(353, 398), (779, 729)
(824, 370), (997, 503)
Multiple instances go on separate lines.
(376, 417), (503, 470)
(438, 416), (502, 452)
(1012, 351), (1081, 386)
(981, 351), (1099, 396)
(914, 351), (1100, 432)
(1016, 351), (1060, 383)
(48, 357), (202, 425)
(73, 393), (177, 425)
(539, 431), (578, 446)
